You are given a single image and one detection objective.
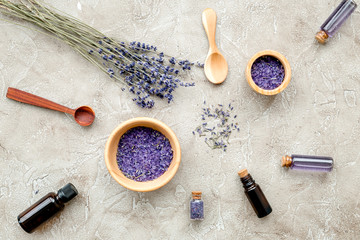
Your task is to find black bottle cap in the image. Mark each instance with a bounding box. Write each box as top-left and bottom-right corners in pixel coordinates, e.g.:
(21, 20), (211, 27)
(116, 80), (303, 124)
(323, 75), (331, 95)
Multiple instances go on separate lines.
(57, 183), (78, 203)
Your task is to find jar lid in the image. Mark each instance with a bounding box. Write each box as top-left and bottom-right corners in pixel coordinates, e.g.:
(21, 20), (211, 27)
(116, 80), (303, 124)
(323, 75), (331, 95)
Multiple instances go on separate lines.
(192, 191), (202, 199)
(281, 155), (292, 168)
(315, 30), (328, 44)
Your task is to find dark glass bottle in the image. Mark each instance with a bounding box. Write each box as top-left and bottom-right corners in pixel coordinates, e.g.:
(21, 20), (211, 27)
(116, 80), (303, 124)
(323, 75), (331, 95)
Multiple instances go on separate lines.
(238, 169), (272, 218)
(17, 183), (78, 233)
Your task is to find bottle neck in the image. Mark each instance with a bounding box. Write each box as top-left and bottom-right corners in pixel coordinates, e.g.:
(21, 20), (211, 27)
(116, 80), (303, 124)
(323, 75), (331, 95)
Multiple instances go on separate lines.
(192, 195), (202, 200)
(55, 195), (65, 207)
(240, 174), (256, 191)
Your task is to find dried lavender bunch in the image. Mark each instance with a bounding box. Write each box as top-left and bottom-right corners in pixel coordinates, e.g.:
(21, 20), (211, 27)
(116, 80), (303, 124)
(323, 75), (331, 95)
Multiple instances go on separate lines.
(193, 102), (240, 151)
(0, 0), (201, 108)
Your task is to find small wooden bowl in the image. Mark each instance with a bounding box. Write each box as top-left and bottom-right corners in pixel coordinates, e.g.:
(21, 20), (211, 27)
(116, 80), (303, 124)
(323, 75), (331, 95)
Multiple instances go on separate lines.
(245, 50), (291, 95)
(104, 117), (181, 192)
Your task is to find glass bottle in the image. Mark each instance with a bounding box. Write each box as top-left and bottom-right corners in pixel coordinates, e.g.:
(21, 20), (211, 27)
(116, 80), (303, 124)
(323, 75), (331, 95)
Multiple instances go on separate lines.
(238, 169), (272, 218)
(17, 183), (78, 233)
(282, 154), (333, 172)
(316, 0), (357, 44)
(190, 191), (204, 220)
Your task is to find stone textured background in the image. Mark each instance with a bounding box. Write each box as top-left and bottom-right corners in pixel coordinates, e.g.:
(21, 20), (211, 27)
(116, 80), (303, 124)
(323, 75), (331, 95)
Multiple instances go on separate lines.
(1, 0), (360, 239)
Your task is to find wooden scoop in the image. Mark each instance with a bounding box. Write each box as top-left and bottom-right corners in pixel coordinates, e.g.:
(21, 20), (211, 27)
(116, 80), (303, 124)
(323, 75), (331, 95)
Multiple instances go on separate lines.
(6, 87), (95, 126)
(202, 8), (228, 84)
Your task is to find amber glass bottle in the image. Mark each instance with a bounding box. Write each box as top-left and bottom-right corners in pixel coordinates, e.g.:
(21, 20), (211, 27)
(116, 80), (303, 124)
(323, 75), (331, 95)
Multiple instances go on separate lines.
(238, 169), (272, 218)
(17, 183), (78, 233)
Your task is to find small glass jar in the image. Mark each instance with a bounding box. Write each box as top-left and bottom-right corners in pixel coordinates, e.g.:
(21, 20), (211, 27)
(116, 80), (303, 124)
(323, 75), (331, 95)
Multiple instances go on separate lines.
(282, 154), (333, 172)
(315, 0), (357, 44)
(190, 191), (204, 220)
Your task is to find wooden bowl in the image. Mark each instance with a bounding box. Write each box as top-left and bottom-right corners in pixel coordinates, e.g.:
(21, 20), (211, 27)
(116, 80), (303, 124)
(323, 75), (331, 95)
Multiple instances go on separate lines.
(245, 50), (291, 95)
(104, 117), (181, 192)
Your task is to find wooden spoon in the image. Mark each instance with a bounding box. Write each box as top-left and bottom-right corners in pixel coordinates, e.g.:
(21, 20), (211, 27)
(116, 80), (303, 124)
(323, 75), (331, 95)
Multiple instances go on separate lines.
(202, 8), (228, 84)
(6, 87), (95, 126)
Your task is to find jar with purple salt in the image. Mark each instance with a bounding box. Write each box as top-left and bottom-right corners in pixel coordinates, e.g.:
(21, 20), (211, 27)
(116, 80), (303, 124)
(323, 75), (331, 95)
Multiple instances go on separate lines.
(246, 50), (291, 96)
(190, 191), (204, 220)
(251, 55), (285, 90)
(116, 126), (173, 182)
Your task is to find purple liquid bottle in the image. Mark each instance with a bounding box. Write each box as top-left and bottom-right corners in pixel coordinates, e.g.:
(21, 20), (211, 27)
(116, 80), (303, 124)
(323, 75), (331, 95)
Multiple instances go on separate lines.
(282, 155), (333, 172)
(316, 0), (357, 44)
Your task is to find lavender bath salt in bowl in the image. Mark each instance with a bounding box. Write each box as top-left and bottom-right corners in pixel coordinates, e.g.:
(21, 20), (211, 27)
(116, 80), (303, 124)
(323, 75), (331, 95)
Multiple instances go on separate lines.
(245, 50), (291, 95)
(105, 117), (181, 192)
(117, 127), (173, 182)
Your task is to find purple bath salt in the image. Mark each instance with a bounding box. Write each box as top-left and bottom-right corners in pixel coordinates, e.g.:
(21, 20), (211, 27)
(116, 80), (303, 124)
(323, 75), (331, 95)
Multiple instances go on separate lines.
(190, 192), (204, 220)
(190, 200), (204, 220)
(251, 55), (285, 90)
(116, 127), (173, 182)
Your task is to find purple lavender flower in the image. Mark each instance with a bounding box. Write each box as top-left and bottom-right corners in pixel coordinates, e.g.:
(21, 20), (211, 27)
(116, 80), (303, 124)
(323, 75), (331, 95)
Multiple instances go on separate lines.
(0, 0), (204, 109)
(193, 102), (240, 151)
(86, 39), (204, 108)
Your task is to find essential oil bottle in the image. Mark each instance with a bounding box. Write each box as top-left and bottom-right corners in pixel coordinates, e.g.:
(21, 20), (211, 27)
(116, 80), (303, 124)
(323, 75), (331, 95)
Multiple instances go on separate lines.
(190, 191), (204, 220)
(316, 0), (357, 44)
(238, 169), (272, 218)
(282, 154), (333, 172)
(17, 183), (78, 233)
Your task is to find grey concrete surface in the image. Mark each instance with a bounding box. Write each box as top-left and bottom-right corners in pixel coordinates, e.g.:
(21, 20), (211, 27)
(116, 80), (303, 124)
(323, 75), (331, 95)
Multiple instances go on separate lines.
(0, 0), (359, 239)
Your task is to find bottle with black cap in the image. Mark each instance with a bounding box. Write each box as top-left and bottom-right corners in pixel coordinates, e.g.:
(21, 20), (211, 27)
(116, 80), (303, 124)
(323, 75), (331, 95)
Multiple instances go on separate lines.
(17, 183), (78, 233)
(238, 169), (272, 218)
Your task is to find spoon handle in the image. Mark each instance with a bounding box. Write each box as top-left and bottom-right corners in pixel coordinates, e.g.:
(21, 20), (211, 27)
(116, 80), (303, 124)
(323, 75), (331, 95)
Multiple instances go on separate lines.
(6, 87), (75, 115)
(202, 8), (218, 51)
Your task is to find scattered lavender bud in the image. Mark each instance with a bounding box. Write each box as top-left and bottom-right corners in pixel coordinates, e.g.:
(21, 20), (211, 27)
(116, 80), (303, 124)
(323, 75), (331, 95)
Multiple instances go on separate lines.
(193, 101), (240, 151)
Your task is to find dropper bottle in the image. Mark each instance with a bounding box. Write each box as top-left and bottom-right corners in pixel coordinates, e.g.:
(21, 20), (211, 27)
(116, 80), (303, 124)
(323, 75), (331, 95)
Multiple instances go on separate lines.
(316, 0), (357, 44)
(238, 169), (272, 218)
(17, 183), (78, 233)
(282, 154), (333, 172)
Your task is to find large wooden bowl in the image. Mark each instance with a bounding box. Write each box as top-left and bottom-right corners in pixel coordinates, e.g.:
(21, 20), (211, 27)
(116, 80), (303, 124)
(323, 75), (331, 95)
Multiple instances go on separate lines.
(104, 117), (181, 192)
(245, 50), (291, 95)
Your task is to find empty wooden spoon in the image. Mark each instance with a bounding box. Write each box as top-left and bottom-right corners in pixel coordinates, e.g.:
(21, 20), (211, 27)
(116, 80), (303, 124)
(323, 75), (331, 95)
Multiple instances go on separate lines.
(202, 8), (228, 84)
(6, 87), (95, 126)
